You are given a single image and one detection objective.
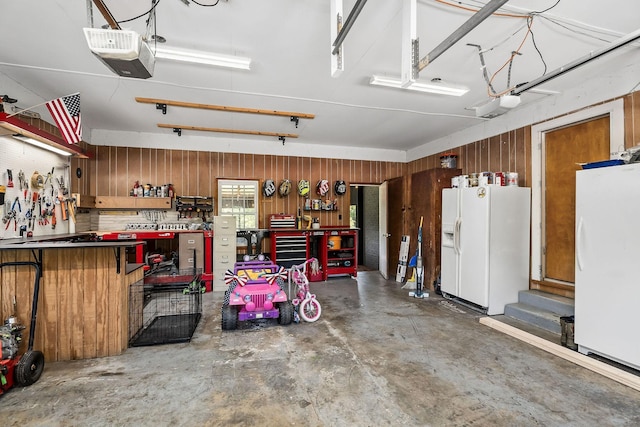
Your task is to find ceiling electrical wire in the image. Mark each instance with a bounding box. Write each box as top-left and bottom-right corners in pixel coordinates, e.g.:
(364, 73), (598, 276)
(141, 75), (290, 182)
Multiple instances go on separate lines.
(487, 16), (535, 97)
(116, 1), (161, 24)
(464, 0), (618, 42)
(428, 0), (555, 97)
(430, 0), (621, 101)
(113, 0), (220, 27)
(537, 16), (616, 43)
(531, 0), (561, 15)
(481, 19), (530, 54)
(486, 1), (560, 94)
(191, 0), (221, 6)
(527, 17), (548, 75)
(432, 0), (528, 19)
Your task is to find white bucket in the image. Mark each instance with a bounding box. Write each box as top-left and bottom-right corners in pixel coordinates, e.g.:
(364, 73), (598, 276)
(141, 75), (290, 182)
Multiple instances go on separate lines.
(506, 172), (519, 186)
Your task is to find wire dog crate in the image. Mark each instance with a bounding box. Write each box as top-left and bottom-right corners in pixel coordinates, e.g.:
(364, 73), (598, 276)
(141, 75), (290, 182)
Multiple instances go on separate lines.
(129, 269), (203, 347)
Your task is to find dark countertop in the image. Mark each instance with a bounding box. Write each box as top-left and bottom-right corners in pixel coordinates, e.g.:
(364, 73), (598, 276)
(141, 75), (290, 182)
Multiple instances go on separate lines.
(270, 227), (357, 232)
(0, 233), (143, 250)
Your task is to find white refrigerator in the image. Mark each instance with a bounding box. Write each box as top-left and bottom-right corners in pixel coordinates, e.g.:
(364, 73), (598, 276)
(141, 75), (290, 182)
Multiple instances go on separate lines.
(575, 162), (640, 370)
(441, 186), (531, 315)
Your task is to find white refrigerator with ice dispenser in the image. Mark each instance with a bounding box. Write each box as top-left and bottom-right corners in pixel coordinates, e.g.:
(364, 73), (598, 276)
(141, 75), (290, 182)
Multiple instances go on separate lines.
(441, 186), (531, 315)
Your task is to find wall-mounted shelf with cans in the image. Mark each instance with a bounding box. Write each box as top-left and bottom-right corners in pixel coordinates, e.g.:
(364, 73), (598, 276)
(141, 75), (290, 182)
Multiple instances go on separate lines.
(95, 196), (171, 209)
(175, 196), (214, 219)
(303, 198), (338, 211)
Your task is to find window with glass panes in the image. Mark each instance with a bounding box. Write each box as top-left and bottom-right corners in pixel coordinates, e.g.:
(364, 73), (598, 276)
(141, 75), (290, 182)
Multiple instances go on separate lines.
(217, 180), (259, 228)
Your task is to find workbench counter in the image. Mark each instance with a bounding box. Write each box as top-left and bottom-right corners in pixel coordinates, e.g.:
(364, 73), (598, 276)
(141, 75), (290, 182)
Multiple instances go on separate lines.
(0, 237), (144, 362)
(0, 239), (142, 250)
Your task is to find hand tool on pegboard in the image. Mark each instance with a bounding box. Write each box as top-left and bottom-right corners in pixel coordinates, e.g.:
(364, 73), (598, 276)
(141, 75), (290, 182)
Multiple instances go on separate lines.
(29, 192), (38, 230)
(6, 170), (13, 188)
(56, 175), (69, 197)
(66, 197), (76, 224)
(17, 170), (27, 191)
(44, 167), (54, 186)
(3, 197), (20, 232)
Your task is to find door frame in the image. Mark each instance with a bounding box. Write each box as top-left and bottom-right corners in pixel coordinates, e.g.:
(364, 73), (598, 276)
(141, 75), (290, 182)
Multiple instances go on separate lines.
(349, 183), (383, 273)
(379, 181), (388, 279)
(530, 99), (624, 282)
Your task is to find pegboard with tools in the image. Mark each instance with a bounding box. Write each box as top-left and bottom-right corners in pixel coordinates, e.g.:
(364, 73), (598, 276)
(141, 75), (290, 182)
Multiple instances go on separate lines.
(0, 136), (74, 239)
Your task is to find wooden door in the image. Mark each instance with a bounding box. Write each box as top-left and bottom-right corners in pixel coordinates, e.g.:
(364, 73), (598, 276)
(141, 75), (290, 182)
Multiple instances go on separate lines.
(379, 181), (388, 279)
(544, 116), (610, 284)
(386, 177), (404, 279)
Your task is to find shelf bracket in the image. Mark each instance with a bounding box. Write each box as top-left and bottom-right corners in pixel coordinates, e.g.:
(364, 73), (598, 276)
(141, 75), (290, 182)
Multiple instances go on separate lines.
(113, 247), (121, 274)
(173, 127), (182, 137)
(156, 103), (167, 114)
(279, 136), (286, 145)
(31, 249), (43, 272)
(290, 116), (299, 128)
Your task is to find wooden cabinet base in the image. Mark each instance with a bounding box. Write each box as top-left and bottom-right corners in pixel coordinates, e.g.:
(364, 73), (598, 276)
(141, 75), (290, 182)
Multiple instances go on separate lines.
(0, 245), (142, 362)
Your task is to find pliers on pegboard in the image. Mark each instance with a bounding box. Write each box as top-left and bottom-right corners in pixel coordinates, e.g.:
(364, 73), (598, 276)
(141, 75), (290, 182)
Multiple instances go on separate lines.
(12, 196), (21, 213)
(44, 167), (55, 186)
(4, 197), (21, 231)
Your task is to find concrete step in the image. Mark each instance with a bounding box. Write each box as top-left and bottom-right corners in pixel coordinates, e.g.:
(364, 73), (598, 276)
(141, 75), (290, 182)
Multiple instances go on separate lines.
(503, 302), (565, 334)
(517, 290), (574, 316)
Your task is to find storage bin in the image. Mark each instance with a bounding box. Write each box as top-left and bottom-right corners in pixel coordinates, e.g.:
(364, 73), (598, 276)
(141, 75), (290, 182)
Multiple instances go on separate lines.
(440, 153), (458, 169)
(328, 236), (342, 250)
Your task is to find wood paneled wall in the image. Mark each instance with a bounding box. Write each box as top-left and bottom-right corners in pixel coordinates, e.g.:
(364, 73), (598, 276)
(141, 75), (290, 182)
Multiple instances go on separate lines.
(67, 91), (640, 228)
(408, 92), (640, 179)
(408, 126), (532, 187)
(73, 148), (405, 228)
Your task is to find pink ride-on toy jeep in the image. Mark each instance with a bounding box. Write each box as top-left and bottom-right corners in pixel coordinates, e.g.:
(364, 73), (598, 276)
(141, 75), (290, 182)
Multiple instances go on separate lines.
(221, 256), (293, 330)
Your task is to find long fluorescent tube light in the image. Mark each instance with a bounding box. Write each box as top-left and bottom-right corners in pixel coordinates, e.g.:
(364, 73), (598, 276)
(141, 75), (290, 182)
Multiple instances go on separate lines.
(12, 134), (72, 156)
(153, 46), (251, 70)
(370, 75), (469, 96)
(0, 112), (89, 158)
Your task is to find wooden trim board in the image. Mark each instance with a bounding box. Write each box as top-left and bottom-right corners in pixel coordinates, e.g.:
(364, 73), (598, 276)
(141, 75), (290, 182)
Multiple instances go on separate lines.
(158, 123), (298, 138)
(137, 97), (315, 119)
(479, 317), (640, 392)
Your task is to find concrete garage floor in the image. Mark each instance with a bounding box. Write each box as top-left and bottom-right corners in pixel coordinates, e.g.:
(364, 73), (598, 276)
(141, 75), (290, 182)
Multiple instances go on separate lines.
(1, 271), (640, 426)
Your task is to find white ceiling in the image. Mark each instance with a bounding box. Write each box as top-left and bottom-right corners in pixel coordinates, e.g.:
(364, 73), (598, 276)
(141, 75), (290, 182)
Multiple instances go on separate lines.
(1, 0), (639, 161)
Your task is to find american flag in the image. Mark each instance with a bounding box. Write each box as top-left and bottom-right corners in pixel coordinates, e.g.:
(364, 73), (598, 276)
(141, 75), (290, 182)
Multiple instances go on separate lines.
(46, 93), (82, 144)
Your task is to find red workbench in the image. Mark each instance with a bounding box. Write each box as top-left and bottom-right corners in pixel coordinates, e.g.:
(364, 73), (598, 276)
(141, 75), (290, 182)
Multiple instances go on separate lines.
(97, 230), (214, 292)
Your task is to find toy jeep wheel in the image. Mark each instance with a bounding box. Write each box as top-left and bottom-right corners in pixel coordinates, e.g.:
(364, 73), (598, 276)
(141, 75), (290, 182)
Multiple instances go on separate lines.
(15, 350), (45, 386)
(277, 301), (294, 325)
(221, 305), (238, 330)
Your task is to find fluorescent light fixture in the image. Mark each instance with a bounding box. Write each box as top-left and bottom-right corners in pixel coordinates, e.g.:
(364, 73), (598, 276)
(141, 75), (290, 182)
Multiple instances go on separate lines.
(12, 134), (72, 156)
(153, 46), (251, 70)
(370, 75), (469, 96)
(0, 112), (88, 158)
